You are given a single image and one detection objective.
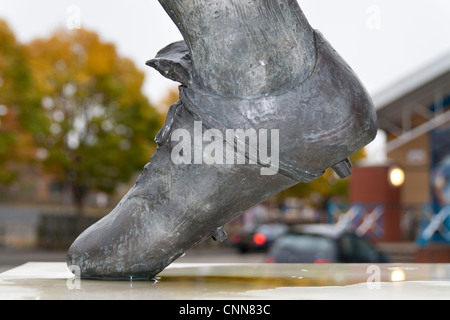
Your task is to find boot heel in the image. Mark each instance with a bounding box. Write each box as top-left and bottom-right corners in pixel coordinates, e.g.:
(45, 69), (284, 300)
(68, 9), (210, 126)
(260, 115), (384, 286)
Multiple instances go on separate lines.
(332, 158), (353, 179)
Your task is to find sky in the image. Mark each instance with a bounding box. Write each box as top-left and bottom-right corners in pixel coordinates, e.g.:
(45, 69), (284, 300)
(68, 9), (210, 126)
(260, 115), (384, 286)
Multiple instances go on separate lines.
(1, 0), (450, 106)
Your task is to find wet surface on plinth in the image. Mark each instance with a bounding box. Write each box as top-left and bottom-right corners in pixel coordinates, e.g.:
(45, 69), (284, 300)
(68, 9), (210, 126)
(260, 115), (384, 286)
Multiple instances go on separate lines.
(0, 263), (449, 300)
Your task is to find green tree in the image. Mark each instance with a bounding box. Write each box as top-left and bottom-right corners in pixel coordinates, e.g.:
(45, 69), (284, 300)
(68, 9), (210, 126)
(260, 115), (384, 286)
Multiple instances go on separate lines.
(0, 19), (40, 185)
(25, 28), (160, 216)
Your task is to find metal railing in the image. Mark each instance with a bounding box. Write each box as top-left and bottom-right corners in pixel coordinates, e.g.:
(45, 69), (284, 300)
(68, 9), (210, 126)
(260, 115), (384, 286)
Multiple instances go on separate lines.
(327, 202), (450, 246)
(417, 204), (450, 247)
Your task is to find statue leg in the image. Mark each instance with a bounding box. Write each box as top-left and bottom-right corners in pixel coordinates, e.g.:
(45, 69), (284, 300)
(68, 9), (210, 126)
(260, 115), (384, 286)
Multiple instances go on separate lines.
(158, 0), (317, 99)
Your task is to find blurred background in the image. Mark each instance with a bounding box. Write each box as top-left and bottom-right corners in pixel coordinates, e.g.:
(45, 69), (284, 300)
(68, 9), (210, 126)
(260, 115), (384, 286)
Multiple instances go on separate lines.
(0, 0), (450, 271)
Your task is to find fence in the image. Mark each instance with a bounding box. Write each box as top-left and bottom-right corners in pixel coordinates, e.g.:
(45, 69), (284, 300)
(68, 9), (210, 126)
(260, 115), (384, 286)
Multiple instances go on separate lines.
(37, 214), (99, 249)
(0, 222), (5, 247)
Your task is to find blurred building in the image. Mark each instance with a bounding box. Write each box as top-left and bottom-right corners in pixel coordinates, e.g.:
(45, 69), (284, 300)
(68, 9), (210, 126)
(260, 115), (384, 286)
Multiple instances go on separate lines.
(348, 51), (450, 261)
(374, 51), (450, 210)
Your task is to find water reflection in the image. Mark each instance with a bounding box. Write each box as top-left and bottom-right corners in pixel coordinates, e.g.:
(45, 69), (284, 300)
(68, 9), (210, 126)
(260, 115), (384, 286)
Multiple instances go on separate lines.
(390, 269), (406, 282)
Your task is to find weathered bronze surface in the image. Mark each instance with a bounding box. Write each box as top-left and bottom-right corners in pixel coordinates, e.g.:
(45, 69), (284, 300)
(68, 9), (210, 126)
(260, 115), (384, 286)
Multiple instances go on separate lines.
(67, 0), (377, 280)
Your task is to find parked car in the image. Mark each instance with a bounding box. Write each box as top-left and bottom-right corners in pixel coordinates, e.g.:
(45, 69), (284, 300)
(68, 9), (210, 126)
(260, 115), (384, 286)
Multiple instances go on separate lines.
(265, 224), (389, 263)
(230, 223), (289, 253)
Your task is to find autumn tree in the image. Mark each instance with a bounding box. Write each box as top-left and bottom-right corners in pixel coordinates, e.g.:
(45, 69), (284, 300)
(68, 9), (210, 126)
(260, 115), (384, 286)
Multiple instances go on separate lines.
(25, 28), (160, 216)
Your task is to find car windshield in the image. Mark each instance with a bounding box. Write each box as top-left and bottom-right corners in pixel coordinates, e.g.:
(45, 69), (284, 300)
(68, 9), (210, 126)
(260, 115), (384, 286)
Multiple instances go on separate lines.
(270, 234), (337, 263)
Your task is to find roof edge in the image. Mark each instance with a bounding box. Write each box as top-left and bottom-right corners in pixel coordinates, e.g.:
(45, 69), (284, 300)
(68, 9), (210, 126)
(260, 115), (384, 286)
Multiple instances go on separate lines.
(372, 51), (450, 111)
